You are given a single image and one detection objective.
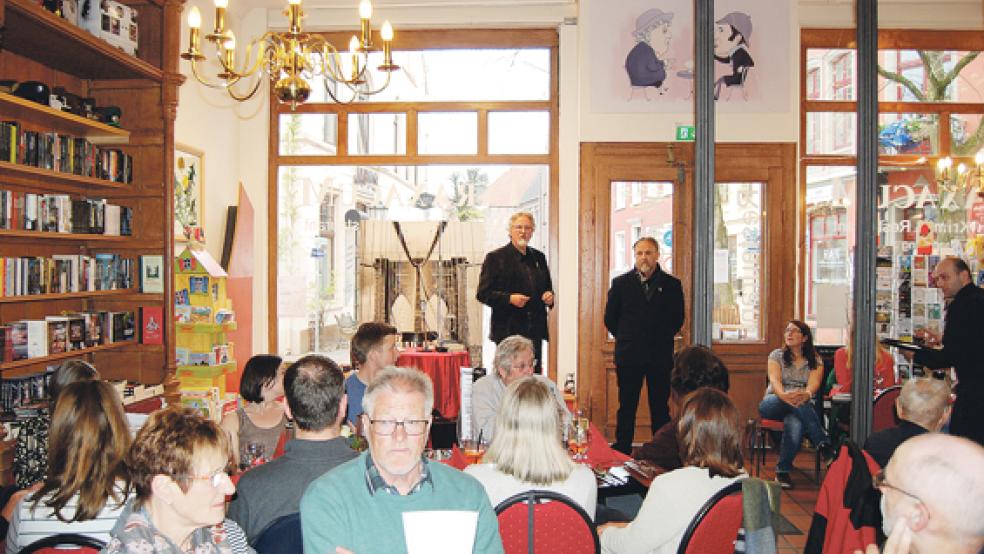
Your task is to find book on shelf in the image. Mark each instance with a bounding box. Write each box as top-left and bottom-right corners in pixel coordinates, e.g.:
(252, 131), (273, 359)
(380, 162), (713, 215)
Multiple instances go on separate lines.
(139, 305), (163, 345)
(139, 255), (164, 293)
(9, 322), (27, 361)
(0, 253), (131, 296)
(25, 320), (48, 359)
(45, 316), (69, 354)
(107, 311), (136, 343)
(0, 122), (134, 183)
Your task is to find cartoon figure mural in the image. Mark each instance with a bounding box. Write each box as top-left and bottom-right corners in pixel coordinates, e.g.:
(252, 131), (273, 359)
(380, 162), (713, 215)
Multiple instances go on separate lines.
(625, 8), (674, 100)
(713, 11), (755, 100)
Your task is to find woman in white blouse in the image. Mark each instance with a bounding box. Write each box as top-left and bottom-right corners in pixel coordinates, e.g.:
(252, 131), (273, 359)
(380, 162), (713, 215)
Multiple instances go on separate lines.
(600, 387), (746, 553)
(465, 376), (597, 518)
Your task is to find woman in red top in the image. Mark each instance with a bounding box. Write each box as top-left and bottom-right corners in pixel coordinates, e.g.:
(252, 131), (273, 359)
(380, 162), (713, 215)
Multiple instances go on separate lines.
(832, 334), (897, 395)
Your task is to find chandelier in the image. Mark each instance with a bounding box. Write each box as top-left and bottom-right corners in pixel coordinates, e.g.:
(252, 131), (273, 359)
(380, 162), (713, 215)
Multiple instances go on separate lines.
(181, 0), (399, 108)
(935, 152), (984, 195)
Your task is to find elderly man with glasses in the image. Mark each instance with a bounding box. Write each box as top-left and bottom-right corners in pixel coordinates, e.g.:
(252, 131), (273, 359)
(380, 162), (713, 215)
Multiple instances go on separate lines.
(300, 367), (503, 554)
(859, 433), (984, 554)
(471, 335), (571, 441)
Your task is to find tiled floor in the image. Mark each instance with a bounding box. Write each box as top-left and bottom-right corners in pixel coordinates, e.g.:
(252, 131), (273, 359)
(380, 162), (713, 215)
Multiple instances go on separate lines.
(754, 448), (822, 553)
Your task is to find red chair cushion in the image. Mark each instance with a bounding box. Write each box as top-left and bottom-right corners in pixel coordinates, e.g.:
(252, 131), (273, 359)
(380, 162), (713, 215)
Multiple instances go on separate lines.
(496, 496), (597, 554)
(872, 387), (902, 433)
(759, 419), (785, 431)
(681, 493), (743, 554)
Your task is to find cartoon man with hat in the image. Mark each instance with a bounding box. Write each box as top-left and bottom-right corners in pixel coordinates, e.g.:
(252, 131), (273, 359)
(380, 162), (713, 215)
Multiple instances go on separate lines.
(713, 11), (754, 100)
(625, 8), (674, 99)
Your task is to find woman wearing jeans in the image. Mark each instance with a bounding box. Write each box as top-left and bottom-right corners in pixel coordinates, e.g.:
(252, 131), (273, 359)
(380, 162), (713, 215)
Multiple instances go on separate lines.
(759, 320), (834, 489)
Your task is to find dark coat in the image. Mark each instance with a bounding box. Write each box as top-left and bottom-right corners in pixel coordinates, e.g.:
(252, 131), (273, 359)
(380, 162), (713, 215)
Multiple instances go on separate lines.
(476, 242), (553, 343)
(625, 42), (667, 87)
(604, 265), (684, 368)
(715, 44), (754, 86)
(862, 420), (928, 468)
(914, 282), (984, 444)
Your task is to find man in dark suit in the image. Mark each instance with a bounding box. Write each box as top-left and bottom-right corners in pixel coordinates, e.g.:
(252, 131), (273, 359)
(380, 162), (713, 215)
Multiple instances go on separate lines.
(904, 257), (984, 446)
(477, 212), (554, 372)
(863, 376), (950, 468)
(604, 236), (684, 454)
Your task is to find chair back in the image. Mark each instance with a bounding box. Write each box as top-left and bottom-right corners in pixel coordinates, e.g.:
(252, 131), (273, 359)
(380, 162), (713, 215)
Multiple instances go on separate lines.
(495, 490), (599, 554)
(676, 481), (743, 554)
(20, 533), (106, 554)
(872, 385), (902, 433)
(252, 512), (302, 554)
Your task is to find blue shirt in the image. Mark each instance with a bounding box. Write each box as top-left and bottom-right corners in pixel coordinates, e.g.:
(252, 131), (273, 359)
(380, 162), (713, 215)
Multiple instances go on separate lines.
(345, 372), (367, 425)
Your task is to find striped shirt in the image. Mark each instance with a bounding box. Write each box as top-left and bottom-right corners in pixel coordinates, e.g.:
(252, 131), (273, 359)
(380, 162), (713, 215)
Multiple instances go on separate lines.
(5, 485), (131, 553)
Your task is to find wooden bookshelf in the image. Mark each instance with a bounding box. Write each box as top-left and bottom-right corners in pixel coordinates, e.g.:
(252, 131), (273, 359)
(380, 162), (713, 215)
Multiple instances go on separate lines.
(0, 161), (131, 191)
(0, 340), (131, 371)
(0, 230), (130, 242)
(0, 92), (131, 145)
(0, 289), (138, 304)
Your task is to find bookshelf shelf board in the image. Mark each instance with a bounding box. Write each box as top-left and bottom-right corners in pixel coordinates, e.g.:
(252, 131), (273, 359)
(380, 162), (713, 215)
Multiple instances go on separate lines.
(0, 289), (138, 304)
(176, 361), (237, 374)
(175, 321), (238, 332)
(0, 230), (129, 242)
(0, 161), (130, 191)
(0, 340), (131, 371)
(3, 0), (163, 81)
(0, 92), (131, 145)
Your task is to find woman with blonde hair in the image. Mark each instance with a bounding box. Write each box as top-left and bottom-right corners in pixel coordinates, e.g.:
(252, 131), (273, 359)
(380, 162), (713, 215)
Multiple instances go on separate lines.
(464, 376), (596, 518)
(601, 388), (746, 553)
(6, 380), (131, 552)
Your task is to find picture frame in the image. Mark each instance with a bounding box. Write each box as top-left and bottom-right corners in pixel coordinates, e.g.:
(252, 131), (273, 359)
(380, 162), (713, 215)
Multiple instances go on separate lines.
(174, 144), (204, 241)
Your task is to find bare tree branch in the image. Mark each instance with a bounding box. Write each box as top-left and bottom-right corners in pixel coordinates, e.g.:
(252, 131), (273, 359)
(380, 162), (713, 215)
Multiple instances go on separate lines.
(941, 51), (981, 95)
(877, 65), (926, 102)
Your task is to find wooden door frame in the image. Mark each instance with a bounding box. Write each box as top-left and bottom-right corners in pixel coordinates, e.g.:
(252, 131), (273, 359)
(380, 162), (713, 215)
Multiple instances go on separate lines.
(578, 142), (797, 439)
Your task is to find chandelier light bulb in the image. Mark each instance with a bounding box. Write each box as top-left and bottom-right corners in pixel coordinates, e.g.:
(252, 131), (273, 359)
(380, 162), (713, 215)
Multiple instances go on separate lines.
(381, 20), (393, 41)
(223, 30), (236, 50)
(958, 163), (968, 175)
(188, 6), (201, 28)
(976, 151), (984, 166)
(359, 0), (372, 20)
(214, 0), (228, 9)
(288, 0), (301, 5)
(349, 35), (359, 54)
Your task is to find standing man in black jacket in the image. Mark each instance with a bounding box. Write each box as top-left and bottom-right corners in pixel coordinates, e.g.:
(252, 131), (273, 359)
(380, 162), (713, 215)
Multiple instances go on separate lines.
(904, 256), (984, 446)
(605, 236), (684, 454)
(477, 212), (554, 373)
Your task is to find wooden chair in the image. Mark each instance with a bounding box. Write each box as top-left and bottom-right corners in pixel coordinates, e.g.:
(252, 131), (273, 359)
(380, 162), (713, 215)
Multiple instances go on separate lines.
(751, 417), (822, 484)
(495, 490), (599, 554)
(676, 481), (743, 554)
(20, 533), (105, 554)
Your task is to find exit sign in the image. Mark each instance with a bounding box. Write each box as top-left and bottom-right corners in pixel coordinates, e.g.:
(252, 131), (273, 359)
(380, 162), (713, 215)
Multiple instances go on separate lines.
(676, 125), (696, 141)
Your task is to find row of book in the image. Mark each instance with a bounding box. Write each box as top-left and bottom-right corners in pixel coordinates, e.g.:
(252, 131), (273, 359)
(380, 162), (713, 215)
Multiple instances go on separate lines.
(0, 253), (133, 296)
(0, 371), (163, 414)
(0, 122), (134, 183)
(0, 311), (135, 363)
(0, 191), (133, 235)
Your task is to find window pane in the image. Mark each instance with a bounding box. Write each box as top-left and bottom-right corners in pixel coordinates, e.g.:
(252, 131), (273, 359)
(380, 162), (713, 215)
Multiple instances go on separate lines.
(805, 49), (856, 101)
(878, 50), (983, 103)
(488, 111), (549, 154)
(418, 112), (478, 155)
(610, 181), (673, 284)
(804, 166), (856, 345)
(878, 113), (939, 156)
(348, 113), (407, 155)
(307, 49), (551, 103)
(806, 112), (856, 155)
(713, 182), (763, 342)
(279, 113), (338, 155)
(951, 114), (984, 156)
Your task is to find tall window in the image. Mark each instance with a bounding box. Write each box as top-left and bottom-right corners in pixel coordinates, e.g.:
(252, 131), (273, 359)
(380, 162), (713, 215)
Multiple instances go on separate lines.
(272, 31), (558, 366)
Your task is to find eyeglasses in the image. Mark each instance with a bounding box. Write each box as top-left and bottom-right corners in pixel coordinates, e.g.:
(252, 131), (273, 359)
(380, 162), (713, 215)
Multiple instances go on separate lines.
(177, 466), (231, 488)
(369, 419), (430, 436)
(512, 225), (533, 231)
(873, 470), (927, 509)
(512, 359), (537, 371)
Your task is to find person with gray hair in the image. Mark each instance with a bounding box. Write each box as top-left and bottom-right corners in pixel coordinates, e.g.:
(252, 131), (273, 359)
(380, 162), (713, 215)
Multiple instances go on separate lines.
(862, 433), (984, 554)
(300, 367), (503, 554)
(863, 377), (951, 468)
(477, 211), (554, 373)
(471, 335), (570, 441)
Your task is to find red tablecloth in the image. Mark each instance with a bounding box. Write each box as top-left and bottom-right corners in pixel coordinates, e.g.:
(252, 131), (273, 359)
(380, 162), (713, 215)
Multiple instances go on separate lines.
(396, 349), (470, 419)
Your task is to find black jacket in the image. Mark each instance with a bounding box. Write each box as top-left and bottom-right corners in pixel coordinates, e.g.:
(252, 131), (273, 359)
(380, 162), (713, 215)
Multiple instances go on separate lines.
(476, 243), (553, 343)
(862, 420), (928, 468)
(604, 265), (684, 368)
(914, 282), (984, 392)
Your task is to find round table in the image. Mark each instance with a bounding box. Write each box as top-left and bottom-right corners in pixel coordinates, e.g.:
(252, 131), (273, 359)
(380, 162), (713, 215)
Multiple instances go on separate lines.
(396, 349), (471, 419)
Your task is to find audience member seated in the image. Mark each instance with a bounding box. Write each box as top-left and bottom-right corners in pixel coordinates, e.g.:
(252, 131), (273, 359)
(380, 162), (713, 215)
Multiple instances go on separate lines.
(228, 354), (357, 541)
(471, 335), (568, 440)
(345, 322), (400, 427)
(13, 360), (99, 489)
(634, 345), (729, 470)
(103, 407), (250, 554)
(859, 433), (984, 554)
(863, 377), (950, 468)
(300, 367), (503, 553)
(6, 381), (131, 552)
(831, 326), (897, 395)
(600, 388), (746, 553)
(220, 354), (288, 467)
(759, 319), (835, 489)
(465, 376), (596, 518)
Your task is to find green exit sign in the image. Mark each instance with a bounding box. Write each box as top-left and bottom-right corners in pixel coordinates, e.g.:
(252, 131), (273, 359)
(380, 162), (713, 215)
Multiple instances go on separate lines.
(676, 125), (696, 141)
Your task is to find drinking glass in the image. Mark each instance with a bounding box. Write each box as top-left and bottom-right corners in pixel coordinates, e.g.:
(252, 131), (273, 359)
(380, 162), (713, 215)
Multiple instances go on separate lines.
(240, 442), (266, 470)
(568, 417), (589, 462)
(457, 416), (487, 464)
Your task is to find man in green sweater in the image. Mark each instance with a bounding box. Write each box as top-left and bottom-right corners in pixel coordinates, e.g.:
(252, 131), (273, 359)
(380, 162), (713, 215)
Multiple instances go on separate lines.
(300, 366), (504, 554)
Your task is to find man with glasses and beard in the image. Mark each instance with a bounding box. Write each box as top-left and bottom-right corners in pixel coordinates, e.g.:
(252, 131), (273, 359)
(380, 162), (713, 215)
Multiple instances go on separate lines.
(300, 367), (503, 554)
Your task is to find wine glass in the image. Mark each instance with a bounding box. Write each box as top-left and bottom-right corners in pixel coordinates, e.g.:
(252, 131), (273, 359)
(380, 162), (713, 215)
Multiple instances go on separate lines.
(568, 417), (589, 463)
(457, 416), (487, 464)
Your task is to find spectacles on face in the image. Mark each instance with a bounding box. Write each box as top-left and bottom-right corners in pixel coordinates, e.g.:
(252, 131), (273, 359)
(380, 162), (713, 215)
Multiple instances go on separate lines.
(873, 469), (927, 510)
(369, 419), (429, 436)
(512, 359), (537, 371)
(178, 466), (231, 489)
